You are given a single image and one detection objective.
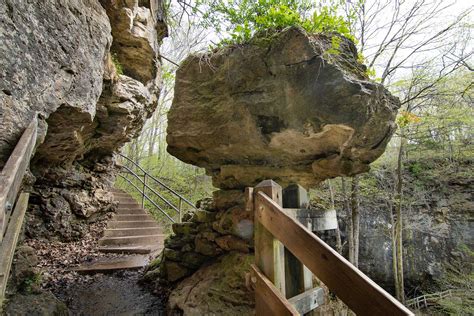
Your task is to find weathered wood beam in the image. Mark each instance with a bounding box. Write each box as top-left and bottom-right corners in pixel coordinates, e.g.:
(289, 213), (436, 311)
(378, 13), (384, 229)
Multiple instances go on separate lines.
(282, 184), (313, 300)
(0, 193), (29, 306)
(288, 287), (324, 315)
(254, 180), (286, 296)
(251, 264), (298, 316)
(255, 191), (414, 316)
(0, 116), (37, 241)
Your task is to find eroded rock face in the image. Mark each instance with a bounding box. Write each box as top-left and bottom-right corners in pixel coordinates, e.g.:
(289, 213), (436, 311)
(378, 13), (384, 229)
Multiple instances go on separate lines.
(0, 0), (167, 239)
(0, 0), (111, 167)
(167, 27), (400, 189)
(167, 252), (255, 315)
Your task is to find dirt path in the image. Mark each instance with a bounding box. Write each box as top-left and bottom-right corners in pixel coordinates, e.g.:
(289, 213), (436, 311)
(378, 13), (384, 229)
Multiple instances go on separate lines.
(55, 270), (165, 315)
(15, 215), (166, 315)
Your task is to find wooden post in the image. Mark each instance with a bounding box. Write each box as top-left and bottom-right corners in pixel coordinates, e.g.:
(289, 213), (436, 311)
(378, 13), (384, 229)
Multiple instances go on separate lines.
(283, 184), (313, 299)
(254, 180), (286, 297)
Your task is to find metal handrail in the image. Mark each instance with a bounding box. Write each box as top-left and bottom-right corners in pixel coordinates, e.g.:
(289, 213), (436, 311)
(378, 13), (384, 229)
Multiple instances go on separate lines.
(118, 174), (175, 223)
(116, 153), (197, 223)
(118, 153), (196, 209)
(120, 166), (181, 214)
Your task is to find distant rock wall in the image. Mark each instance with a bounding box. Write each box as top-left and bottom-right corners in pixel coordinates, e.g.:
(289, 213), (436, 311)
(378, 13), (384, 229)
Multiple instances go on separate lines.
(0, 0), (167, 240)
(351, 161), (473, 292)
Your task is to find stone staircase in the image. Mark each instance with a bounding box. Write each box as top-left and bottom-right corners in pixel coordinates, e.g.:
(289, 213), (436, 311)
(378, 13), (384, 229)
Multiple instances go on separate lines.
(76, 189), (165, 273)
(98, 189), (165, 254)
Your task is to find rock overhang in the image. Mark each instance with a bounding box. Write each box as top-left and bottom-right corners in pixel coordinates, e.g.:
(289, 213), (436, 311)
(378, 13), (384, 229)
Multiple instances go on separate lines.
(167, 27), (400, 189)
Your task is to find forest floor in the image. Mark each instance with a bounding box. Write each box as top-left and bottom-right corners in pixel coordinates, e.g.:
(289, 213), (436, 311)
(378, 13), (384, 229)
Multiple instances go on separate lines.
(7, 215), (166, 315)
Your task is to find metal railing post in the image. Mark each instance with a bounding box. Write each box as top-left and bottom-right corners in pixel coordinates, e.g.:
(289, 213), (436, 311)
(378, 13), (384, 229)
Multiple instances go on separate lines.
(178, 198), (182, 223)
(142, 173), (147, 208)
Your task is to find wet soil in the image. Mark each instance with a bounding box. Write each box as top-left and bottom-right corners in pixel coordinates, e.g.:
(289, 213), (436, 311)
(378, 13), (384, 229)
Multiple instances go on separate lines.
(55, 270), (165, 316)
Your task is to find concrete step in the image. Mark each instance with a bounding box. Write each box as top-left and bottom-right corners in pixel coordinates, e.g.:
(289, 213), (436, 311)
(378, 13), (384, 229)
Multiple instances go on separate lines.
(114, 195), (137, 201)
(98, 245), (163, 254)
(76, 255), (150, 273)
(104, 227), (162, 237)
(117, 203), (141, 209)
(98, 234), (165, 246)
(113, 214), (153, 221)
(107, 221), (160, 229)
(116, 208), (147, 215)
(111, 189), (126, 194)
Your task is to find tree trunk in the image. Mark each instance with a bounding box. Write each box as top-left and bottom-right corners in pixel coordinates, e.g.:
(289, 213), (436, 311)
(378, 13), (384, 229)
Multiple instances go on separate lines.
(351, 175), (360, 268)
(328, 180), (342, 254)
(394, 136), (405, 303)
(341, 177), (354, 263)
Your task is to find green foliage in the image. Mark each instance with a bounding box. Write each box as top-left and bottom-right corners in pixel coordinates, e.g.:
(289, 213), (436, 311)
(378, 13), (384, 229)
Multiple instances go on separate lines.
(407, 161), (425, 177)
(111, 53), (123, 76)
(434, 244), (474, 315)
(21, 272), (42, 294)
(198, 0), (355, 45)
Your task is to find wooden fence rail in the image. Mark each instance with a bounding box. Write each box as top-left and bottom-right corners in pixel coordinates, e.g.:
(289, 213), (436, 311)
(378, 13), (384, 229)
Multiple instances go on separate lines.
(406, 289), (463, 310)
(250, 180), (414, 316)
(0, 115), (38, 305)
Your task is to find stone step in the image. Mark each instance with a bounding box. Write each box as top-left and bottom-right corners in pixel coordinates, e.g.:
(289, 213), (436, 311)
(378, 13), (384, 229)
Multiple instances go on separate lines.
(114, 195), (137, 201)
(103, 227), (162, 237)
(113, 214), (153, 221)
(75, 255), (150, 273)
(116, 208), (147, 215)
(107, 221), (160, 229)
(98, 234), (165, 246)
(98, 244), (163, 254)
(113, 194), (135, 200)
(117, 203), (141, 209)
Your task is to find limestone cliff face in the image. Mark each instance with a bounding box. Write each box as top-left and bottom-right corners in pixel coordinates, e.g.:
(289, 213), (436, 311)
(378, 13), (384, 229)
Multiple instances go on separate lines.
(0, 0), (166, 239)
(167, 27), (400, 189)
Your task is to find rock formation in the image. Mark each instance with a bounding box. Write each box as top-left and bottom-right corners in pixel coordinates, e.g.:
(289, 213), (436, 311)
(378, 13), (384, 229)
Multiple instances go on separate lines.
(159, 27), (400, 314)
(167, 27), (400, 189)
(0, 0), (167, 240)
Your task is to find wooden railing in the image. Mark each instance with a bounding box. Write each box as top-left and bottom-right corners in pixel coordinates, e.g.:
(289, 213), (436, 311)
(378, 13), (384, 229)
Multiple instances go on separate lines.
(0, 115), (38, 305)
(249, 180), (414, 316)
(406, 289), (462, 310)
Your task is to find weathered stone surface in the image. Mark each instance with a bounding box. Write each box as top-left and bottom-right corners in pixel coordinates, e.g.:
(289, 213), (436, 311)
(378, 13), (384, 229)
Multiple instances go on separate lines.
(167, 252), (255, 315)
(191, 209), (217, 223)
(6, 246), (40, 293)
(163, 248), (182, 261)
(99, 0), (167, 85)
(213, 205), (254, 241)
(25, 163), (116, 241)
(172, 222), (198, 235)
(165, 234), (195, 250)
(215, 235), (250, 253)
(0, 0), (167, 239)
(195, 237), (222, 257)
(0, 0), (111, 167)
(4, 292), (69, 316)
(164, 261), (191, 282)
(213, 189), (245, 210)
(167, 27), (400, 189)
(180, 252), (208, 269)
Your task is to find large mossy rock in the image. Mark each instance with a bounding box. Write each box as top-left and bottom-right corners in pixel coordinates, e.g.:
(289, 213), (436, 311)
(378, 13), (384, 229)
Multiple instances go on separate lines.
(167, 252), (254, 315)
(167, 27), (400, 189)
